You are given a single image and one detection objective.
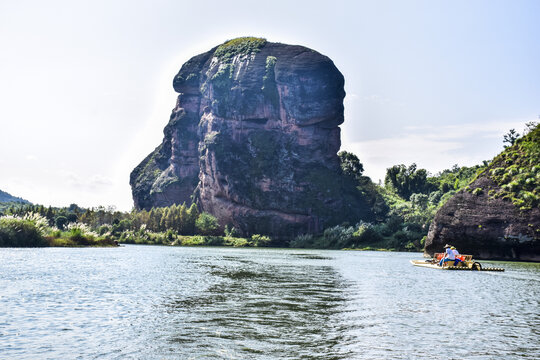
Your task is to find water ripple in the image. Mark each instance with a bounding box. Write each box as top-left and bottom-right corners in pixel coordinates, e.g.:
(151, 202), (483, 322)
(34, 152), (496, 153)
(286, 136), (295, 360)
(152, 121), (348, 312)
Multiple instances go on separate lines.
(0, 247), (538, 359)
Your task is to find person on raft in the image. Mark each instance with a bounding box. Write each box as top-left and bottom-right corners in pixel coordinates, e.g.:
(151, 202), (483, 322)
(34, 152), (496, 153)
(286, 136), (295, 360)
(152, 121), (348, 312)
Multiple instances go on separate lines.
(439, 244), (456, 267)
(451, 246), (461, 266)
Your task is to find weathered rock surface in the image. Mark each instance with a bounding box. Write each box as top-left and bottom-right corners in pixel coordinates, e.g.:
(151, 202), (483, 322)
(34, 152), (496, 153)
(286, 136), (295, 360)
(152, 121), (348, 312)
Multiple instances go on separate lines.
(130, 38), (374, 236)
(425, 126), (540, 261)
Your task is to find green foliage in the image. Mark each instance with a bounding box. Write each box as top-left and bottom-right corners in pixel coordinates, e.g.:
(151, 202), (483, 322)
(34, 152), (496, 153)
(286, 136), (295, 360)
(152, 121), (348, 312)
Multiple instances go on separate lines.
(0, 213), (48, 247)
(214, 37), (267, 62)
(262, 56), (279, 107)
(0, 212), (116, 247)
(120, 227), (173, 245)
(472, 187), (483, 196)
(282, 153), (479, 252)
(410, 193), (429, 210)
(1, 202), (269, 248)
(503, 128), (520, 148)
(289, 234), (314, 248)
(177, 235), (207, 246)
(195, 212), (220, 236)
(385, 163), (433, 200)
(429, 163), (486, 193)
(133, 146), (163, 187)
(287, 220), (422, 251)
(210, 63), (234, 94)
(487, 123), (540, 209)
(224, 225), (239, 238)
(55, 215), (68, 230)
(369, 161), (489, 252)
(251, 234), (271, 247)
(171, 234), (255, 247)
(353, 222), (383, 244)
(338, 151), (364, 179)
(318, 225), (355, 249)
(224, 237), (251, 247)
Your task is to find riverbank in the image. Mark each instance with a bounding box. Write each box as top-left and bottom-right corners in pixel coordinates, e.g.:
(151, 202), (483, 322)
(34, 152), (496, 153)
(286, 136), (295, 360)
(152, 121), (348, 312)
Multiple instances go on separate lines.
(120, 234), (271, 247)
(0, 213), (118, 248)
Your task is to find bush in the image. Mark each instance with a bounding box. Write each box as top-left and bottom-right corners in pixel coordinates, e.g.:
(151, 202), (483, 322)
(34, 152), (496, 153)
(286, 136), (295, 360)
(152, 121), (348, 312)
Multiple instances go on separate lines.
(65, 223), (98, 241)
(353, 223), (383, 244)
(410, 193), (429, 209)
(55, 216), (68, 230)
(195, 213), (220, 236)
(318, 225), (355, 249)
(289, 234), (314, 248)
(98, 224), (112, 236)
(390, 230), (409, 248)
(428, 190), (442, 205)
(223, 236), (251, 247)
(0, 213), (49, 247)
(472, 187), (483, 196)
(224, 225), (239, 238)
(251, 234), (271, 247)
(179, 235), (206, 246)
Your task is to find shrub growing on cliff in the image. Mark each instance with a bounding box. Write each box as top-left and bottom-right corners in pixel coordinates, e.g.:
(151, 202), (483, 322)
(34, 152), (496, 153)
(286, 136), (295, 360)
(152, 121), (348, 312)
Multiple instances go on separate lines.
(262, 56), (279, 107)
(214, 37), (267, 62)
(486, 123), (540, 210)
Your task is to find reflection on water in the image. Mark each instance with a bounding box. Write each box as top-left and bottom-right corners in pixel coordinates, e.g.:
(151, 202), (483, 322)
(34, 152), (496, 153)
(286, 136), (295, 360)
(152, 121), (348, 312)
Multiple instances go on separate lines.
(0, 246), (539, 359)
(164, 252), (350, 359)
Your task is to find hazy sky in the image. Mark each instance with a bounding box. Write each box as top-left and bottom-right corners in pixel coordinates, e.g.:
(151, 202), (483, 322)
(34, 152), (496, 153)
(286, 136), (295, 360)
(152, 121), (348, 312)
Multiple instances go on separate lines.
(1, 0), (538, 210)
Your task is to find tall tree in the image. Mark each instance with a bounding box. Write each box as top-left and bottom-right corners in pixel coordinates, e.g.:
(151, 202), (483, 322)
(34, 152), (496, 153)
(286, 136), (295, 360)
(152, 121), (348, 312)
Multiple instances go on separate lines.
(385, 163), (432, 199)
(503, 129), (520, 148)
(338, 151), (364, 180)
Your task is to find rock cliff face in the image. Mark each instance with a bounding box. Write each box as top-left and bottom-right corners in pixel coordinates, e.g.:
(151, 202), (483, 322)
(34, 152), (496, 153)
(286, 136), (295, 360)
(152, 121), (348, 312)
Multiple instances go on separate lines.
(130, 38), (374, 236)
(425, 125), (540, 261)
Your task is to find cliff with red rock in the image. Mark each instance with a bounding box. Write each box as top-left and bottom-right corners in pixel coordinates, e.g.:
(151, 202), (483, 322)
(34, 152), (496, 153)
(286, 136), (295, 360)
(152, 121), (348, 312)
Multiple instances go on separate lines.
(130, 38), (375, 237)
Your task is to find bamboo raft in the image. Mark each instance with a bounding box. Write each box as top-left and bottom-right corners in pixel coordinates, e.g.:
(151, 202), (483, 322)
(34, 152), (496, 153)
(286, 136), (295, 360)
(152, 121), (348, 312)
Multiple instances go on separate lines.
(411, 253), (505, 272)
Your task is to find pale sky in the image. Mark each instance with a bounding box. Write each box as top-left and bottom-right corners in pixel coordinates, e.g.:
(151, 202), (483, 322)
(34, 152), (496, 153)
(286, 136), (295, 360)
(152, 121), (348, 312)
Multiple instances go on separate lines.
(1, 0), (538, 210)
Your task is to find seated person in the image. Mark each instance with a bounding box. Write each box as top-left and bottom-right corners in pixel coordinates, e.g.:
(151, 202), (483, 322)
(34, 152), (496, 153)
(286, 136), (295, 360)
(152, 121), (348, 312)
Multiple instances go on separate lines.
(439, 244), (456, 266)
(452, 246), (461, 266)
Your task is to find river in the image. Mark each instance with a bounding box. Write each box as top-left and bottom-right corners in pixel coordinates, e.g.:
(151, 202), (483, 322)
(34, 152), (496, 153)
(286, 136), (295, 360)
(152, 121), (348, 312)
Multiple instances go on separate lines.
(1, 245), (538, 359)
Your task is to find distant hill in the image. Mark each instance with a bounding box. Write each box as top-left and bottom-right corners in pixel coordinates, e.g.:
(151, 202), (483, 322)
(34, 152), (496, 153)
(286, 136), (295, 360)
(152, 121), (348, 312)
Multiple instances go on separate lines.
(0, 189), (31, 204)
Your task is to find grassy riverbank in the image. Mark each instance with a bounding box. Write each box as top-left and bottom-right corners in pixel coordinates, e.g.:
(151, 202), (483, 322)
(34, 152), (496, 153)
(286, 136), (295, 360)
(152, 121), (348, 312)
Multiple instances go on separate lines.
(0, 213), (117, 247)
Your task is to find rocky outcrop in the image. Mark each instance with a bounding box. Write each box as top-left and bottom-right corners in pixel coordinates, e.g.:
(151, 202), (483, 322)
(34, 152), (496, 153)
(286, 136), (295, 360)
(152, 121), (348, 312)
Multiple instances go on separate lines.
(425, 126), (540, 261)
(130, 38), (374, 237)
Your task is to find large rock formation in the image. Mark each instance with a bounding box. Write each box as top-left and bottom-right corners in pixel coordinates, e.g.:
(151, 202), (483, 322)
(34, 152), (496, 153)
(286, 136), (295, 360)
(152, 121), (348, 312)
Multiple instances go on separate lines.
(425, 125), (540, 261)
(130, 38), (374, 237)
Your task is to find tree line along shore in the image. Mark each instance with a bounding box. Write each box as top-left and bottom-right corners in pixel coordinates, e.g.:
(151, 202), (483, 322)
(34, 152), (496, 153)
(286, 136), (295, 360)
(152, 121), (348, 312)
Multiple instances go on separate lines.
(0, 159), (489, 250)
